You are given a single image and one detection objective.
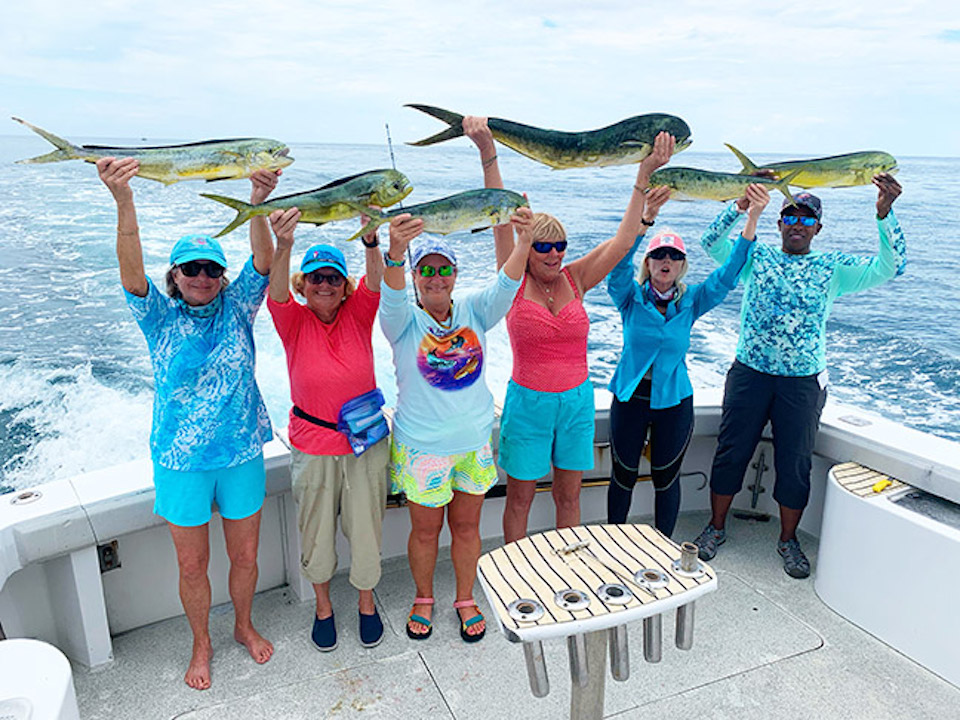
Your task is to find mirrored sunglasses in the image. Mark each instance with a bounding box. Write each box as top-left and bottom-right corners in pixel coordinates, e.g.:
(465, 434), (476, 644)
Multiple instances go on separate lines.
(178, 261), (225, 278)
(781, 215), (818, 227)
(305, 270), (345, 286)
(532, 240), (568, 254)
(418, 264), (455, 277)
(648, 247), (685, 261)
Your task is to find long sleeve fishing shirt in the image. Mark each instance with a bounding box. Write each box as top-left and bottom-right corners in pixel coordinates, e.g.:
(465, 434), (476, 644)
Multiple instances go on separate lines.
(701, 203), (907, 377)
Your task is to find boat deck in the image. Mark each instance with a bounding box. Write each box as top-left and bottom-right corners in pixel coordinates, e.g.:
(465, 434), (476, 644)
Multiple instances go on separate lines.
(71, 511), (960, 720)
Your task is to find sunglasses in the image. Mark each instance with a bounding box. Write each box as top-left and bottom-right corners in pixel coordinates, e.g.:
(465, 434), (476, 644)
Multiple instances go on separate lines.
(417, 264), (455, 277)
(305, 270), (345, 286)
(781, 215), (818, 227)
(648, 247), (685, 261)
(178, 261), (225, 278)
(532, 240), (568, 254)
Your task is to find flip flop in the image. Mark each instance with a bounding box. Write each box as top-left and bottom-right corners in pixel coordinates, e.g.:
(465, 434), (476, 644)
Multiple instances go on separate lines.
(454, 598), (486, 643)
(406, 596), (434, 640)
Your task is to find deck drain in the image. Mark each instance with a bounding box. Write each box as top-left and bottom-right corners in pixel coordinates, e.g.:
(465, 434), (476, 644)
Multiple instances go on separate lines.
(11, 490), (42, 506)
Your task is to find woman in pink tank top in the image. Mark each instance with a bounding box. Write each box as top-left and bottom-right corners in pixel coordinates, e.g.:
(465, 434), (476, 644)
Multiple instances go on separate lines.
(464, 118), (675, 542)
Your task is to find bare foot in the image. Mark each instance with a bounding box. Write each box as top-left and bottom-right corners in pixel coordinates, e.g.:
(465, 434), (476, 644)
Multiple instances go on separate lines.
(184, 641), (213, 690)
(235, 625), (274, 664)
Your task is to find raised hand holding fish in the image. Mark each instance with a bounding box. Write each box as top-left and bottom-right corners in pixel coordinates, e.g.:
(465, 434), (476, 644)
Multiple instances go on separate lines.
(874, 173), (902, 219)
(268, 208), (301, 252)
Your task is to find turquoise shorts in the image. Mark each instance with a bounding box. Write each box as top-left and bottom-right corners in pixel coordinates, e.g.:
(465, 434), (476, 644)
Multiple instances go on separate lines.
(153, 452), (266, 527)
(498, 379), (596, 480)
(390, 438), (497, 508)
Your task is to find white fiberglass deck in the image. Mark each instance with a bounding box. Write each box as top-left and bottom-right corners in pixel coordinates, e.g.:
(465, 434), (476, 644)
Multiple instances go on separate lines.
(67, 512), (960, 720)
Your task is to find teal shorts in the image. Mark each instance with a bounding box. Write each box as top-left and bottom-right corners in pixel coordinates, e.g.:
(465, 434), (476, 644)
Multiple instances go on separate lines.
(498, 379), (596, 480)
(153, 452), (266, 527)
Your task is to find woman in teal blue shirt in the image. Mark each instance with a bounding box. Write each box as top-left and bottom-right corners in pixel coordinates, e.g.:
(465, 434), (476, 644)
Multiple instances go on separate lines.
(606, 184), (768, 535)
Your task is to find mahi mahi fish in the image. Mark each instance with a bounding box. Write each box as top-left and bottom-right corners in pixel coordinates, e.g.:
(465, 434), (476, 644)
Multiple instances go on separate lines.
(405, 105), (691, 170)
(346, 188), (529, 241)
(12, 117), (293, 185)
(201, 169), (413, 237)
(725, 143), (898, 188)
(650, 167), (802, 203)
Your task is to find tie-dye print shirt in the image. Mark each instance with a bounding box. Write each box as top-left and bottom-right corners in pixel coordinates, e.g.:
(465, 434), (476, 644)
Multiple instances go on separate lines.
(124, 257), (272, 470)
(702, 204), (906, 377)
(380, 269), (520, 455)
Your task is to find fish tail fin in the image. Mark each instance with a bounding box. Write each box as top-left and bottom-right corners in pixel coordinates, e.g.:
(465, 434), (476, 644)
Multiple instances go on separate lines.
(773, 169), (803, 204)
(404, 104), (465, 146)
(200, 193), (256, 237)
(12, 117), (81, 163)
(343, 203), (388, 241)
(725, 143), (759, 174)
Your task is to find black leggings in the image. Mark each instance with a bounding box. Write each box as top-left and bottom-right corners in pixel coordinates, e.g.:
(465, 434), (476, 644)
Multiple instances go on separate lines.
(607, 380), (694, 536)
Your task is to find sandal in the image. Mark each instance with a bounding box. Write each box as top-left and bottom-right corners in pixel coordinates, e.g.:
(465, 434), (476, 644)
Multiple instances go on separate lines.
(453, 599), (486, 643)
(406, 596), (434, 640)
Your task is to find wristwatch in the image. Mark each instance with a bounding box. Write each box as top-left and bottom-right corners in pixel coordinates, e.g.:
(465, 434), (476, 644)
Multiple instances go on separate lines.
(384, 251), (405, 267)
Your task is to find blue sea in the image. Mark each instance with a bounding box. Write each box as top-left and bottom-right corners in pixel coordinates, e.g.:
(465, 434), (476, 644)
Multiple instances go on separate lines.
(1, 133), (957, 490)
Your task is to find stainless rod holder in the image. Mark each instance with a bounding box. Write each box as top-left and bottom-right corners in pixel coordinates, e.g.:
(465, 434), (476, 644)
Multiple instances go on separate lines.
(567, 633), (590, 688)
(680, 541), (699, 573)
(608, 625), (630, 682)
(676, 601), (695, 650)
(522, 641), (550, 698)
(643, 614), (662, 663)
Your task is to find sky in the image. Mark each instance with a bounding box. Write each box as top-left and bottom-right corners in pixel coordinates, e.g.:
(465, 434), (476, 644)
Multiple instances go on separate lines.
(1, 0), (958, 157)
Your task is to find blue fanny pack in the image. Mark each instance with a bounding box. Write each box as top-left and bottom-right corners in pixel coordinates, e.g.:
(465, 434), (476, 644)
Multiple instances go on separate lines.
(292, 388), (389, 457)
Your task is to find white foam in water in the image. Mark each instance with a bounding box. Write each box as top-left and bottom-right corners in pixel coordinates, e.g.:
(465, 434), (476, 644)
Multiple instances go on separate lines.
(0, 360), (152, 489)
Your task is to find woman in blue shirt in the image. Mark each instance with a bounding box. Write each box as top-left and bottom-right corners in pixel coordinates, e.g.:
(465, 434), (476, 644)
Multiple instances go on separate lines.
(97, 156), (277, 691)
(606, 184), (768, 536)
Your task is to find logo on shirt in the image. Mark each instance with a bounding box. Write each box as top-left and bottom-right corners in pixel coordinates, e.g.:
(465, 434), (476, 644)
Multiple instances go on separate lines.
(417, 327), (483, 390)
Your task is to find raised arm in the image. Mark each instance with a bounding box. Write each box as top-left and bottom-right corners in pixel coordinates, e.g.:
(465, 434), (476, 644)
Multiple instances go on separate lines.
(501, 206), (535, 281)
(268, 207), (301, 303)
(463, 116), (514, 270)
(249, 169), (279, 275)
(567, 132), (675, 293)
(360, 213), (385, 293)
(97, 157), (148, 297)
(384, 214), (423, 291)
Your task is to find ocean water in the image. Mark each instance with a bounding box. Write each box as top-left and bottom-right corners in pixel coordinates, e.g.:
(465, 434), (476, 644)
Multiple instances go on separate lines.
(1, 133), (958, 490)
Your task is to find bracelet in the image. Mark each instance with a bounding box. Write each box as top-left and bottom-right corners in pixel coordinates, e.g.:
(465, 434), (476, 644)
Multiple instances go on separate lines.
(634, 184), (650, 194)
(482, 154), (498, 169)
(640, 218), (655, 227)
(384, 251), (405, 268)
(361, 236), (379, 248)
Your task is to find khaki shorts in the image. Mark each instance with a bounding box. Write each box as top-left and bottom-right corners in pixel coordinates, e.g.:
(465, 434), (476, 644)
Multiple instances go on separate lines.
(290, 439), (389, 589)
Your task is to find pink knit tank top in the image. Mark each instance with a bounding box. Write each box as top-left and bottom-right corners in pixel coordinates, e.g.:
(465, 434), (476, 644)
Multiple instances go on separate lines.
(506, 268), (590, 392)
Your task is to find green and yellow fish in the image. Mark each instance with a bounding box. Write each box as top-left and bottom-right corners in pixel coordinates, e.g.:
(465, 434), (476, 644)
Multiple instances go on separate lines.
(12, 117), (293, 185)
(346, 188), (529, 241)
(650, 167), (802, 203)
(201, 169), (412, 237)
(406, 105), (691, 170)
(725, 143), (898, 188)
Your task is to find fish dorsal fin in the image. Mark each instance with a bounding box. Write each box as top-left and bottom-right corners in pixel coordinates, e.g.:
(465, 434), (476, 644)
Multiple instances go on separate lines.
(317, 169), (393, 190)
(725, 143), (759, 174)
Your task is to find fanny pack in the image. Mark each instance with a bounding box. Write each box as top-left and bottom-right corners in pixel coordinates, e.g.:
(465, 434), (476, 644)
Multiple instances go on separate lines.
(292, 388), (389, 457)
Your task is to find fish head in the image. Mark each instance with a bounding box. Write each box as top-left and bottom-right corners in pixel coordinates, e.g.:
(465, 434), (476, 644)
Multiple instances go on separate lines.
(372, 170), (414, 208)
(253, 141), (295, 171)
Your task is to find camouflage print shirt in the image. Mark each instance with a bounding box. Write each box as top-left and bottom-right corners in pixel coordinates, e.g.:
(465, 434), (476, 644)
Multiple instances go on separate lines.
(701, 203), (906, 377)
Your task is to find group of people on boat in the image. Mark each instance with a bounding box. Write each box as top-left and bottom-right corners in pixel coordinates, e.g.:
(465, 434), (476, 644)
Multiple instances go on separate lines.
(95, 117), (904, 690)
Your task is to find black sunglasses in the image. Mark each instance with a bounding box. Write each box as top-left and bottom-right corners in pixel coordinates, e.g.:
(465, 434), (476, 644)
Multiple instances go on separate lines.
(532, 240), (568, 254)
(178, 261), (225, 278)
(648, 247), (685, 261)
(305, 270), (345, 287)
